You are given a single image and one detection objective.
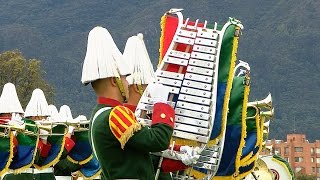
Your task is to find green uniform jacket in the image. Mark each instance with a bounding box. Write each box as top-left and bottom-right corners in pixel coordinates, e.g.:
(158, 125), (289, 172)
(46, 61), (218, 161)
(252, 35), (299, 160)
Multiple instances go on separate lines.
(89, 97), (175, 180)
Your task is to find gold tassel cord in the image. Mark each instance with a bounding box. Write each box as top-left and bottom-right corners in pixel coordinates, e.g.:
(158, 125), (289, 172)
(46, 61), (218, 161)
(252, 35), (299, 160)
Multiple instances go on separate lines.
(0, 130), (14, 176)
(78, 169), (102, 180)
(234, 80), (250, 178)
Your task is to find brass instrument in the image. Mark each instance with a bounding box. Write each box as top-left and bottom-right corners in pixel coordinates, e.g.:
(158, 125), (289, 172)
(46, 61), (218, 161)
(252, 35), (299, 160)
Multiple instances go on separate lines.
(35, 121), (68, 136)
(248, 93), (272, 110)
(260, 108), (274, 119)
(246, 104), (260, 120)
(0, 123), (38, 137)
(66, 120), (90, 132)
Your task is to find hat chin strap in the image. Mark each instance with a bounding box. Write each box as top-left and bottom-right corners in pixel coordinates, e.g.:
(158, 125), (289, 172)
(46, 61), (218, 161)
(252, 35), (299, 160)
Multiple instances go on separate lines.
(136, 84), (144, 96)
(115, 77), (127, 103)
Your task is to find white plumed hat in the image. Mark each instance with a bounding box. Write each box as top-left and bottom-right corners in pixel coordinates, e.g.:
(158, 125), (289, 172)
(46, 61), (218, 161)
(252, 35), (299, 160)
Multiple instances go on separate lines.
(0, 83), (24, 114)
(48, 104), (61, 121)
(81, 26), (131, 84)
(124, 33), (156, 85)
(24, 88), (49, 117)
(74, 115), (87, 122)
(59, 105), (73, 121)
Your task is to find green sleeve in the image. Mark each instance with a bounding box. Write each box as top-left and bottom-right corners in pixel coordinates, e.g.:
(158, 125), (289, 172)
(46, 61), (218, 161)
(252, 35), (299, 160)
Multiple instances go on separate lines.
(126, 124), (173, 152)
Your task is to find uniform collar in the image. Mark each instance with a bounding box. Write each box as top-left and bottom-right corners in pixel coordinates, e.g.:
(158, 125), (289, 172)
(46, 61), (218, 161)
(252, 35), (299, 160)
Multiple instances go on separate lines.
(123, 103), (137, 112)
(97, 97), (122, 107)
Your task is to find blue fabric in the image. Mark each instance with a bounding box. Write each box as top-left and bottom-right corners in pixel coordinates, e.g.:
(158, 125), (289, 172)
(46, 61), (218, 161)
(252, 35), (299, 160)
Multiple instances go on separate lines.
(241, 131), (257, 158)
(216, 125), (242, 176)
(10, 145), (35, 169)
(80, 157), (100, 178)
(210, 83), (227, 140)
(0, 151), (9, 170)
(68, 142), (92, 162)
(40, 144), (61, 165)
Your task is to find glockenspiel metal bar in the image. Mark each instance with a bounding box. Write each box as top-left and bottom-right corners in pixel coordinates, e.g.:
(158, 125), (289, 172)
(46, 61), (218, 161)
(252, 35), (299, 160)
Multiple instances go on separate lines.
(184, 73), (213, 84)
(176, 101), (210, 113)
(178, 94), (211, 106)
(175, 115), (209, 128)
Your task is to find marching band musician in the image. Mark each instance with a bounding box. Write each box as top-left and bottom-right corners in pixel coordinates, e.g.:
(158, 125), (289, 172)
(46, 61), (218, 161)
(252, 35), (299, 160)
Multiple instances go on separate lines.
(123, 34), (201, 179)
(0, 83), (24, 178)
(53, 105), (81, 180)
(81, 26), (175, 179)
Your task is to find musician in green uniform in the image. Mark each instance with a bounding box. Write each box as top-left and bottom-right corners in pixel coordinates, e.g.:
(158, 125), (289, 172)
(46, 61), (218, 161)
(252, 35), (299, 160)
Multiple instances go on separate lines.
(2, 88), (53, 179)
(123, 34), (200, 180)
(48, 104), (79, 180)
(81, 26), (176, 180)
(0, 83), (24, 179)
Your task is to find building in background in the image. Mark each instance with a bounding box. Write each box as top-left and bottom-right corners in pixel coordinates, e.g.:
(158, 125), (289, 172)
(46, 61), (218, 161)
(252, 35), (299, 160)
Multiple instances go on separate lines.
(261, 134), (320, 179)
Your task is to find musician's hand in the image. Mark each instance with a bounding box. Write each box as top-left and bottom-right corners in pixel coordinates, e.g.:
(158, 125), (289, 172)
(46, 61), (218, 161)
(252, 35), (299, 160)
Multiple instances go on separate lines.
(9, 113), (23, 126)
(147, 83), (170, 104)
(180, 146), (193, 156)
(39, 129), (49, 141)
(68, 126), (75, 134)
(67, 118), (80, 134)
(181, 153), (200, 165)
(180, 146), (202, 156)
(180, 146), (201, 165)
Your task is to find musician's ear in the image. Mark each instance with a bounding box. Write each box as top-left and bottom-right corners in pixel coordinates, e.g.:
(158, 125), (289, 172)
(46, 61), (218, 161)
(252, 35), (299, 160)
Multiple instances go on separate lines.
(110, 77), (117, 87)
(134, 84), (140, 93)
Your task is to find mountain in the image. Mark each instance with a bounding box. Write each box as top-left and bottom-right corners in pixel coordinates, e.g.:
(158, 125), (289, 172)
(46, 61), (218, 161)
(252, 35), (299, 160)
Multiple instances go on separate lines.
(0, 0), (319, 141)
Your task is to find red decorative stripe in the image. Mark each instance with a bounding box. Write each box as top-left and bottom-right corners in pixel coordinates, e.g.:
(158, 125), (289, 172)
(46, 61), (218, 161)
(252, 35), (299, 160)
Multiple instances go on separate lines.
(112, 108), (134, 127)
(111, 127), (121, 138)
(110, 116), (127, 133)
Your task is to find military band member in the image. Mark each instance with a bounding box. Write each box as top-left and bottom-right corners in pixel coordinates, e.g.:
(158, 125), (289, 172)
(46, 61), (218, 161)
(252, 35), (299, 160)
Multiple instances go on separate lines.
(123, 34), (200, 179)
(0, 83), (24, 178)
(81, 26), (175, 179)
(53, 105), (82, 180)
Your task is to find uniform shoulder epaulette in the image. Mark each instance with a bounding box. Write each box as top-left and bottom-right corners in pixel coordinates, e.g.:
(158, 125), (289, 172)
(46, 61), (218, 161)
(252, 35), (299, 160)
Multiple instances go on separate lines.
(109, 105), (141, 149)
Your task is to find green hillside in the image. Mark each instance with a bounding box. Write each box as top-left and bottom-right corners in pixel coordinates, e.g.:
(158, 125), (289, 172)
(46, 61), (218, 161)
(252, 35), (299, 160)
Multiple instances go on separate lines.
(0, 0), (319, 140)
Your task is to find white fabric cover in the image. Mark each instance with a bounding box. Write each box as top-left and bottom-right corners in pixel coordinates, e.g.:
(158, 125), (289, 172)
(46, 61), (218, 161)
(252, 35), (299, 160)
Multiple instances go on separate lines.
(81, 26), (131, 84)
(24, 88), (49, 117)
(0, 83), (24, 114)
(59, 105), (73, 121)
(125, 33), (156, 85)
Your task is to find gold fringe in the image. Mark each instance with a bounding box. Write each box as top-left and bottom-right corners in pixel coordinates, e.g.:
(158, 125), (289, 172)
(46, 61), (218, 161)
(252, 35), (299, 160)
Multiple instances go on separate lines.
(78, 169), (102, 180)
(67, 155), (80, 164)
(238, 161), (256, 180)
(13, 133), (40, 174)
(240, 152), (253, 165)
(208, 26), (240, 147)
(67, 154), (93, 165)
(119, 123), (141, 149)
(241, 114), (263, 166)
(0, 130), (14, 176)
(158, 14), (167, 66)
(272, 157), (293, 179)
(34, 129), (67, 170)
(234, 76), (250, 177)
